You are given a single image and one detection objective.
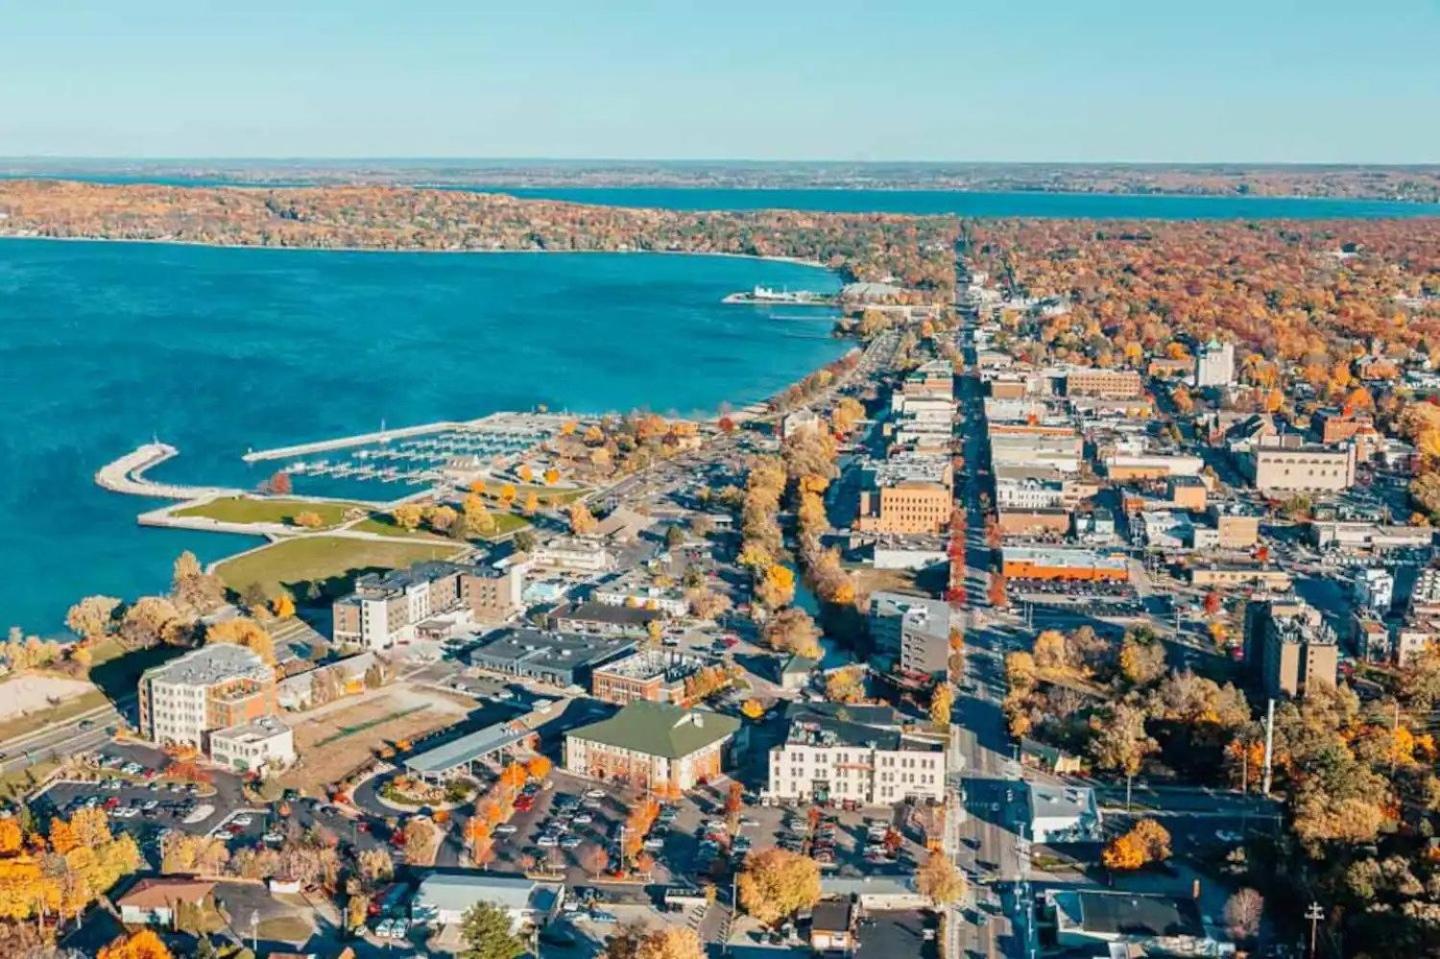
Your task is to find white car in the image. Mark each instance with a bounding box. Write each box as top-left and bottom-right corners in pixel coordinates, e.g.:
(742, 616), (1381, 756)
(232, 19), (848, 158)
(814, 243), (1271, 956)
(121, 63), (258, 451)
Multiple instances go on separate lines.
(493, 823), (518, 836)
(231, 815), (254, 827)
(583, 789), (606, 800)
(536, 834), (559, 847)
(572, 812), (593, 825)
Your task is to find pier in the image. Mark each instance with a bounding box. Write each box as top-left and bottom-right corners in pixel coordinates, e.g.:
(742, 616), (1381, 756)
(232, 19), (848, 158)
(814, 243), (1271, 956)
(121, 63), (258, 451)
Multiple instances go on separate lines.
(95, 443), (243, 500)
(241, 420), (467, 463)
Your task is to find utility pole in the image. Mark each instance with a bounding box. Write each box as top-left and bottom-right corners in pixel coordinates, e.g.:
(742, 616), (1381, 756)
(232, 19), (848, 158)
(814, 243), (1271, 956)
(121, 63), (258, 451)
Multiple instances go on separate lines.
(1261, 699), (1276, 796)
(1305, 901), (1324, 958)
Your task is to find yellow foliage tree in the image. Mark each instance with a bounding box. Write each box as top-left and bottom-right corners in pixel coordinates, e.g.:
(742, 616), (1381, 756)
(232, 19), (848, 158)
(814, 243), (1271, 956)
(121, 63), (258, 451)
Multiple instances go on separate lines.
(205, 617), (276, 666)
(98, 928), (174, 959)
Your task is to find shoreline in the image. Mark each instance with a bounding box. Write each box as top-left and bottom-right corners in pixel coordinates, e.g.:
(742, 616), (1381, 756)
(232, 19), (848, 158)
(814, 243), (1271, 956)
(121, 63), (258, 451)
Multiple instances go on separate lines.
(0, 231), (836, 273)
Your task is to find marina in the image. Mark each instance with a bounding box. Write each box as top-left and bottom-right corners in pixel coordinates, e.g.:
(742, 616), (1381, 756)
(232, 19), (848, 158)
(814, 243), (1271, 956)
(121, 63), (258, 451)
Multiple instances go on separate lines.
(722, 284), (837, 306)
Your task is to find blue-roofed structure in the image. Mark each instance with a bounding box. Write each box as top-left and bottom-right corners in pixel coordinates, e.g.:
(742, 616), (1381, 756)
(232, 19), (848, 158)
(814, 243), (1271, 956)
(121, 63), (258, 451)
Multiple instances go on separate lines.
(403, 720), (533, 780)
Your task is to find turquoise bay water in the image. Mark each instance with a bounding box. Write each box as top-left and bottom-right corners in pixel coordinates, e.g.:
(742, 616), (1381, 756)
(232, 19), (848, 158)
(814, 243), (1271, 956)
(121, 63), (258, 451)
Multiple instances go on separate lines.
(0, 240), (844, 634)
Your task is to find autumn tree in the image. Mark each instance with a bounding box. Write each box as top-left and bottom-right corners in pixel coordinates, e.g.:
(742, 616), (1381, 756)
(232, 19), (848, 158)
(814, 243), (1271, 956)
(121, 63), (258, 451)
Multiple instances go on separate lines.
(753, 563), (796, 609)
(120, 595), (187, 648)
(464, 494), (497, 537)
(825, 667), (866, 704)
(762, 607), (821, 658)
(1101, 819), (1171, 871)
(568, 501), (598, 535)
(391, 503), (424, 530)
(171, 551), (225, 614)
(98, 929), (173, 959)
(65, 595), (121, 643)
(737, 848), (821, 927)
(916, 852), (966, 906)
(205, 617), (276, 665)
(929, 684), (954, 729)
(1224, 888), (1264, 942)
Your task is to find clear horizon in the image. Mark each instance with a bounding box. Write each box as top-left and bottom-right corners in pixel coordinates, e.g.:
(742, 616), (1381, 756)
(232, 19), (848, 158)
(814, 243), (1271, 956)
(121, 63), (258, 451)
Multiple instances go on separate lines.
(2, 0), (1436, 164)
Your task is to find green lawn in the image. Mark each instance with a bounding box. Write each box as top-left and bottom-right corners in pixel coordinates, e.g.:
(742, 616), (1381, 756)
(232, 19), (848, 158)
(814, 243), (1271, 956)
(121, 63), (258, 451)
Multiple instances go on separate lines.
(353, 511), (531, 542)
(173, 496), (362, 528)
(477, 481), (590, 505)
(349, 514), (455, 542)
(216, 536), (462, 601)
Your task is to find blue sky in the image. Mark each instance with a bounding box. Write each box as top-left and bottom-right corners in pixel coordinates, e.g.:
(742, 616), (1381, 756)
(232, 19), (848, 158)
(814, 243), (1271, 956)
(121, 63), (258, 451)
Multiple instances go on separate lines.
(1, 0), (1436, 162)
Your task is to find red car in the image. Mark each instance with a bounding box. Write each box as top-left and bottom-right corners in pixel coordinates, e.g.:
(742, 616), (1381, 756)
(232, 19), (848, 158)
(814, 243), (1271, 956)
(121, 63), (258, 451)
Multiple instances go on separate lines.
(103, 797), (120, 811)
(515, 796), (534, 812)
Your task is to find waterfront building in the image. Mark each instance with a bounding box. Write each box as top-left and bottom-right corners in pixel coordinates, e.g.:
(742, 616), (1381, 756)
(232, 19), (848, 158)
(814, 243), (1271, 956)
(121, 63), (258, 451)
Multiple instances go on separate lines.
(138, 644), (276, 751)
(332, 561), (463, 649)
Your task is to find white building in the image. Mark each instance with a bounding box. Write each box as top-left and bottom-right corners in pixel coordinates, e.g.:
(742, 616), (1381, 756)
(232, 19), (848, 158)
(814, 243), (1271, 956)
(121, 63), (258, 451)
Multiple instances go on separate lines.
(1353, 568), (1395, 616)
(995, 476), (1067, 510)
(528, 536), (615, 574)
(1025, 782), (1102, 843)
(411, 874), (564, 930)
(138, 644), (275, 751)
(209, 716), (296, 773)
(767, 704), (948, 806)
(1193, 338), (1236, 388)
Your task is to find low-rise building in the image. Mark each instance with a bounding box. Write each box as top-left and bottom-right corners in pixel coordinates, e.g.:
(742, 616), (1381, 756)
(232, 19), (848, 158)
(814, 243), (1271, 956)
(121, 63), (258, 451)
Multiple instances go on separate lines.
(1189, 564), (1293, 591)
(1062, 368), (1143, 399)
(590, 649), (704, 705)
(997, 508), (1071, 539)
(1103, 453), (1205, 481)
(564, 701), (740, 793)
(549, 600), (665, 638)
(138, 644), (277, 752)
(466, 628), (634, 688)
(767, 703), (947, 806)
(869, 591), (952, 679)
(1244, 440), (1356, 493)
(1001, 547), (1129, 583)
(811, 898), (859, 955)
(209, 716), (296, 773)
(1354, 567), (1395, 616)
(528, 536), (614, 574)
(463, 565), (525, 624)
(1208, 501), (1262, 549)
(591, 574), (689, 616)
(1308, 521), (1433, 552)
(411, 874), (564, 930)
(1025, 782), (1102, 843)
(116, 878), (216, 927)
(1046, 890), (1212, 955)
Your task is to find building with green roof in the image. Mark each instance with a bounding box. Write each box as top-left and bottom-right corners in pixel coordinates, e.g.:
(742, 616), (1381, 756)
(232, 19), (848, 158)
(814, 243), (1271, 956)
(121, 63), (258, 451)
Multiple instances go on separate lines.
(563, 701), (741, 793)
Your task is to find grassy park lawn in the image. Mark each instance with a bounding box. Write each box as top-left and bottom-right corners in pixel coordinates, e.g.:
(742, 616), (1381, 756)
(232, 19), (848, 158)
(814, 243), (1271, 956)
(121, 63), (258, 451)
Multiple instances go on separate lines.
(476, 480), (589, 506)
(216, 536), (461, 601)
(353, 511), (531, 542)
(173, 496), (362, 528)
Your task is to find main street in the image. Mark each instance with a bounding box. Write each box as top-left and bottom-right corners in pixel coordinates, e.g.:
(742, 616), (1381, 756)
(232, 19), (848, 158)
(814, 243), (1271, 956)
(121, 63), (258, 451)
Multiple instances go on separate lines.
(945, 255), (1035, 959)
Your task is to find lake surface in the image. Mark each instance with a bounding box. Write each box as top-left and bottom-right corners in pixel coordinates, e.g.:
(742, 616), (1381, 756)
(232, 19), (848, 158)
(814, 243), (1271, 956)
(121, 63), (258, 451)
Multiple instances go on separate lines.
(0, 240), (844, 634)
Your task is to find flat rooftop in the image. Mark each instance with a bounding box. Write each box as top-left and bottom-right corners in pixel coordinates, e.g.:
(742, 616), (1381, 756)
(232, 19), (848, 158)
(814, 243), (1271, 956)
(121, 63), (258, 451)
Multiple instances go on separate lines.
(466, 627), (633, 673)
(143, 644), (271, 688)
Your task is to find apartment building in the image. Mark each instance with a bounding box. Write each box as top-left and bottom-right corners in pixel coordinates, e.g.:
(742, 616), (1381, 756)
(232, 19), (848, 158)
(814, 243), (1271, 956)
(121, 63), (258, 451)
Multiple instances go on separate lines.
(463, 565), (525, 624)
(1061, 368), (1143, 399)
(869, 591), (952, 679)
(854, 455), (953, 535)
(1243, 441), (1356, 493)
(564, 701), (740, 793)
(1244, 598), (1338, 698)
(1353, 568), (1395, 616)
(767, 703), (946, 806)
(332, 561), (464, 649)
(138, 644), (277, 752)
(590, 649), (704, 705)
